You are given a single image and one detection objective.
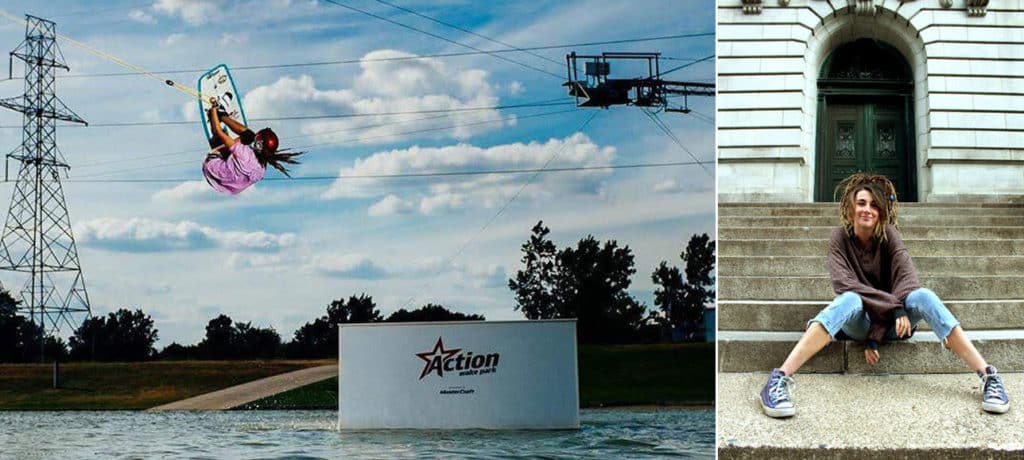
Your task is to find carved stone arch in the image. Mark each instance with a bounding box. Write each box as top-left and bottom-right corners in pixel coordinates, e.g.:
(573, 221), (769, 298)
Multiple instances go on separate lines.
(802, 8), (929, 203)
(814, 39), (916, 202)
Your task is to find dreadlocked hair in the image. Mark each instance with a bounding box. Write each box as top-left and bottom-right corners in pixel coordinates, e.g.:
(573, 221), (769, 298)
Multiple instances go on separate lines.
(255, 148), (306, 178)
(833, 172), (899, 242)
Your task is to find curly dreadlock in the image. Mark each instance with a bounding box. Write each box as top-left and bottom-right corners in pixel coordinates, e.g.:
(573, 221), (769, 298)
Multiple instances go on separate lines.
(833, 173), (899, 242)
(255, 148), (306, 177)
(249, 128), (305, 177)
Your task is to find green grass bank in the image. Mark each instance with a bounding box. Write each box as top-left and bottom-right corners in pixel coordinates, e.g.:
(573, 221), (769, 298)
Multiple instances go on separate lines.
(0, 343), (712, 410)
(243, 343), (714, 410)
(0, 360), (331, 410)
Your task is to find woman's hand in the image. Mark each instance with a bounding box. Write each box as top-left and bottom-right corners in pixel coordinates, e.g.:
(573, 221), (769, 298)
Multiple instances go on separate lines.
(864, 348), (880, 365)
(895, 315), (912, 338)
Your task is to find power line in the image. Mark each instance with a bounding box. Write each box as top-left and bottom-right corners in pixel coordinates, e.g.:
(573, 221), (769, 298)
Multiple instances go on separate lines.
(659, 54), (714, 76)
(0, 33), (712, 80)
(372, 0), (564, 67)
(74, 111), (464, 168)
(290, 107), (576, 150)
(687, 111), (714, 125)
(70, 107), (580, 179)
(321, 0), (565, 80)
(6, 33), (713, 80)
(44, 1), (152, 19)
(0, 99), (574, 129)
(642, 108), (711, 177)
(54, 160), (706, 184)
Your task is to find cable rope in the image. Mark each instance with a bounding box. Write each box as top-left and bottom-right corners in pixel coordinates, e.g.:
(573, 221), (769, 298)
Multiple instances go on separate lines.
(0, 9), (201, 100)
(49, 160), (707, 184)
(0, 100), (575, 129)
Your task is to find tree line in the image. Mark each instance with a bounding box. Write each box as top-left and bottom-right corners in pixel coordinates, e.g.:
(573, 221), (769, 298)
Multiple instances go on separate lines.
(0, 222), (714, 362)
(0, 295), (482, 363)
(508, 222), (714, 344)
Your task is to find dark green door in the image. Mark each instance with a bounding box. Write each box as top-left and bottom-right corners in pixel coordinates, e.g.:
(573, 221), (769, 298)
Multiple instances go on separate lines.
(820, 100), (911, 201)
(815, 38), (916, 202)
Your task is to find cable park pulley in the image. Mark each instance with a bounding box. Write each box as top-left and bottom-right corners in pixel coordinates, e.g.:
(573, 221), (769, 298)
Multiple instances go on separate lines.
(563, 51), (713, 112)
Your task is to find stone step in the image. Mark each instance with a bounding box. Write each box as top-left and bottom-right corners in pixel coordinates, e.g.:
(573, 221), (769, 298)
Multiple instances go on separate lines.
(717, 330), (1024, 373)
(717, 372), (1024, 459)
(719, 239), (1024, 257)
(720, 215), (1024, 227)
(718, 300), (1024, 331)
(719, 275), (1024, 300)
(719, 225), (1024, 240)
(719, 256), (1024, 277)
(718, 204), (1024, 217)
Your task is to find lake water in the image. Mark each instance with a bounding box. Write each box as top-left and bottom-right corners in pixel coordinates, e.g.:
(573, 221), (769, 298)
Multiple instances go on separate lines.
(0, 408), (712, 459)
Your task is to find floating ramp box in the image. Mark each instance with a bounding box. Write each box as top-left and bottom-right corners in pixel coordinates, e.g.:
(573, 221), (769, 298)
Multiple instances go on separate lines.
(338, 319), (579, 429)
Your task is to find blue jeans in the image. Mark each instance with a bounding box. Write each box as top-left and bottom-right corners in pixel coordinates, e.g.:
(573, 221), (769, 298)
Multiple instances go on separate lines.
(808, 288), (960, 343)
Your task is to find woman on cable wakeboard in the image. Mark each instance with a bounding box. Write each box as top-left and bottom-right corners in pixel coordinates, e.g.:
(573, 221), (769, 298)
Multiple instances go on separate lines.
(203, 98), (304, 195)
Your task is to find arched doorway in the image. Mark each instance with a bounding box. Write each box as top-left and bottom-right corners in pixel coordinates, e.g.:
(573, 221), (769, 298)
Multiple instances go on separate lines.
(815, 39), (917, 202)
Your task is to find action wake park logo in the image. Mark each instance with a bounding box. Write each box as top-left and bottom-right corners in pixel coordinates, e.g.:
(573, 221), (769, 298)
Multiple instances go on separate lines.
(415, 337), (499, 380)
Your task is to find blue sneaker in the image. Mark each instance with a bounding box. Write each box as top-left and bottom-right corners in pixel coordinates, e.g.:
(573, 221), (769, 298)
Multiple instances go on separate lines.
(979, 366), (1009, 414)
(760, 368), (795, 418)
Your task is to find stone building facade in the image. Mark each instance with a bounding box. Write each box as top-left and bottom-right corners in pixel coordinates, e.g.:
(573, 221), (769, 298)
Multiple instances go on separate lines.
(717, 0), (1022, 202)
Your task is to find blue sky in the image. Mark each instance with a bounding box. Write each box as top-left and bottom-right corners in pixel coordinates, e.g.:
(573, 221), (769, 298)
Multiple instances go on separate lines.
(0, 0), (714, 346)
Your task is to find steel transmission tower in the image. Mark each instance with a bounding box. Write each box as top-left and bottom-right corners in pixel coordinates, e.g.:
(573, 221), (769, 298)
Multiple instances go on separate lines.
(0, 15), (90, 357)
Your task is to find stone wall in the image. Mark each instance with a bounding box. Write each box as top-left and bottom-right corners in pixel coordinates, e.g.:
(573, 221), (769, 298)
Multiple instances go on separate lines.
(717, 0), (1024, 202)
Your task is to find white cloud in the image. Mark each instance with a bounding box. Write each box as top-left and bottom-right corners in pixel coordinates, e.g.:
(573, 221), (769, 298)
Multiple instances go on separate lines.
(74, 218), (295, 252)
(508, 81), (524, 96)
(455, 263), (507, 289)
(220, 32), (248, 46)
(368, 194), (414, 216)
(162, 33), (186, 47)
(653, 179), (681, 194)
(313, 254), (390, 279)
(303, 253), (504, 286)
(219, 230), (297, 251)
(419, 192), (466, 215)
(140, 109), (162, 123)
(181, 100), (201, 122)
(153, 0), (225, 26)
(226, 252), (296, 271)
(241, 49), (510, 146)
(153, 181), (216, 202)
(128, 9), (157, 24)
(322, 133), (616, 216)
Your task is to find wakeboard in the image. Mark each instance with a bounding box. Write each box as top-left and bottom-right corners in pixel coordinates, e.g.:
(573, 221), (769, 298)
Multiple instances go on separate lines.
(198, 64), (248, 142)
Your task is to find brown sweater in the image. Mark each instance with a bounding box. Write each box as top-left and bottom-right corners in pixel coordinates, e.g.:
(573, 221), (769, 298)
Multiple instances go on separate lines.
(826, 224), (921, 342)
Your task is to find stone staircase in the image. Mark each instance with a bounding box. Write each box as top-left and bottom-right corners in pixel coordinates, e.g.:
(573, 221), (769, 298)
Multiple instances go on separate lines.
(717, 203), (1024, 458)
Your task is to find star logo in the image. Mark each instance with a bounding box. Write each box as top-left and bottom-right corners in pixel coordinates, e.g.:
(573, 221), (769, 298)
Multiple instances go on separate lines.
(416, 337), (462, 380)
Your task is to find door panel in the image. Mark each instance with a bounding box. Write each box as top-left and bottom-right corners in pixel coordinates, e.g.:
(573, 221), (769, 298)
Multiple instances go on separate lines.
(868, 103), (908, 201)
(818, 99), (912, 202)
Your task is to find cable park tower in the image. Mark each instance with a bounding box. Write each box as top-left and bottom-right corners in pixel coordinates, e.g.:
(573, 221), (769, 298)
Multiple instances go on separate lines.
(563, 52), (714, 112)
(0, 15), (90, 354)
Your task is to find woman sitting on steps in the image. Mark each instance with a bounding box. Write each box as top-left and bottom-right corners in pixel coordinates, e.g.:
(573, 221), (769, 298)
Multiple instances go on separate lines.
(759, 173), (1009, 418)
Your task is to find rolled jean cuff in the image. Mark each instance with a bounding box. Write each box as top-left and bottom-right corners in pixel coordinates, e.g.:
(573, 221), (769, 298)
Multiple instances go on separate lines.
(904, 288), (960, 343)
(807, 292), (863, 339)
(807, 318), (841, 340)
